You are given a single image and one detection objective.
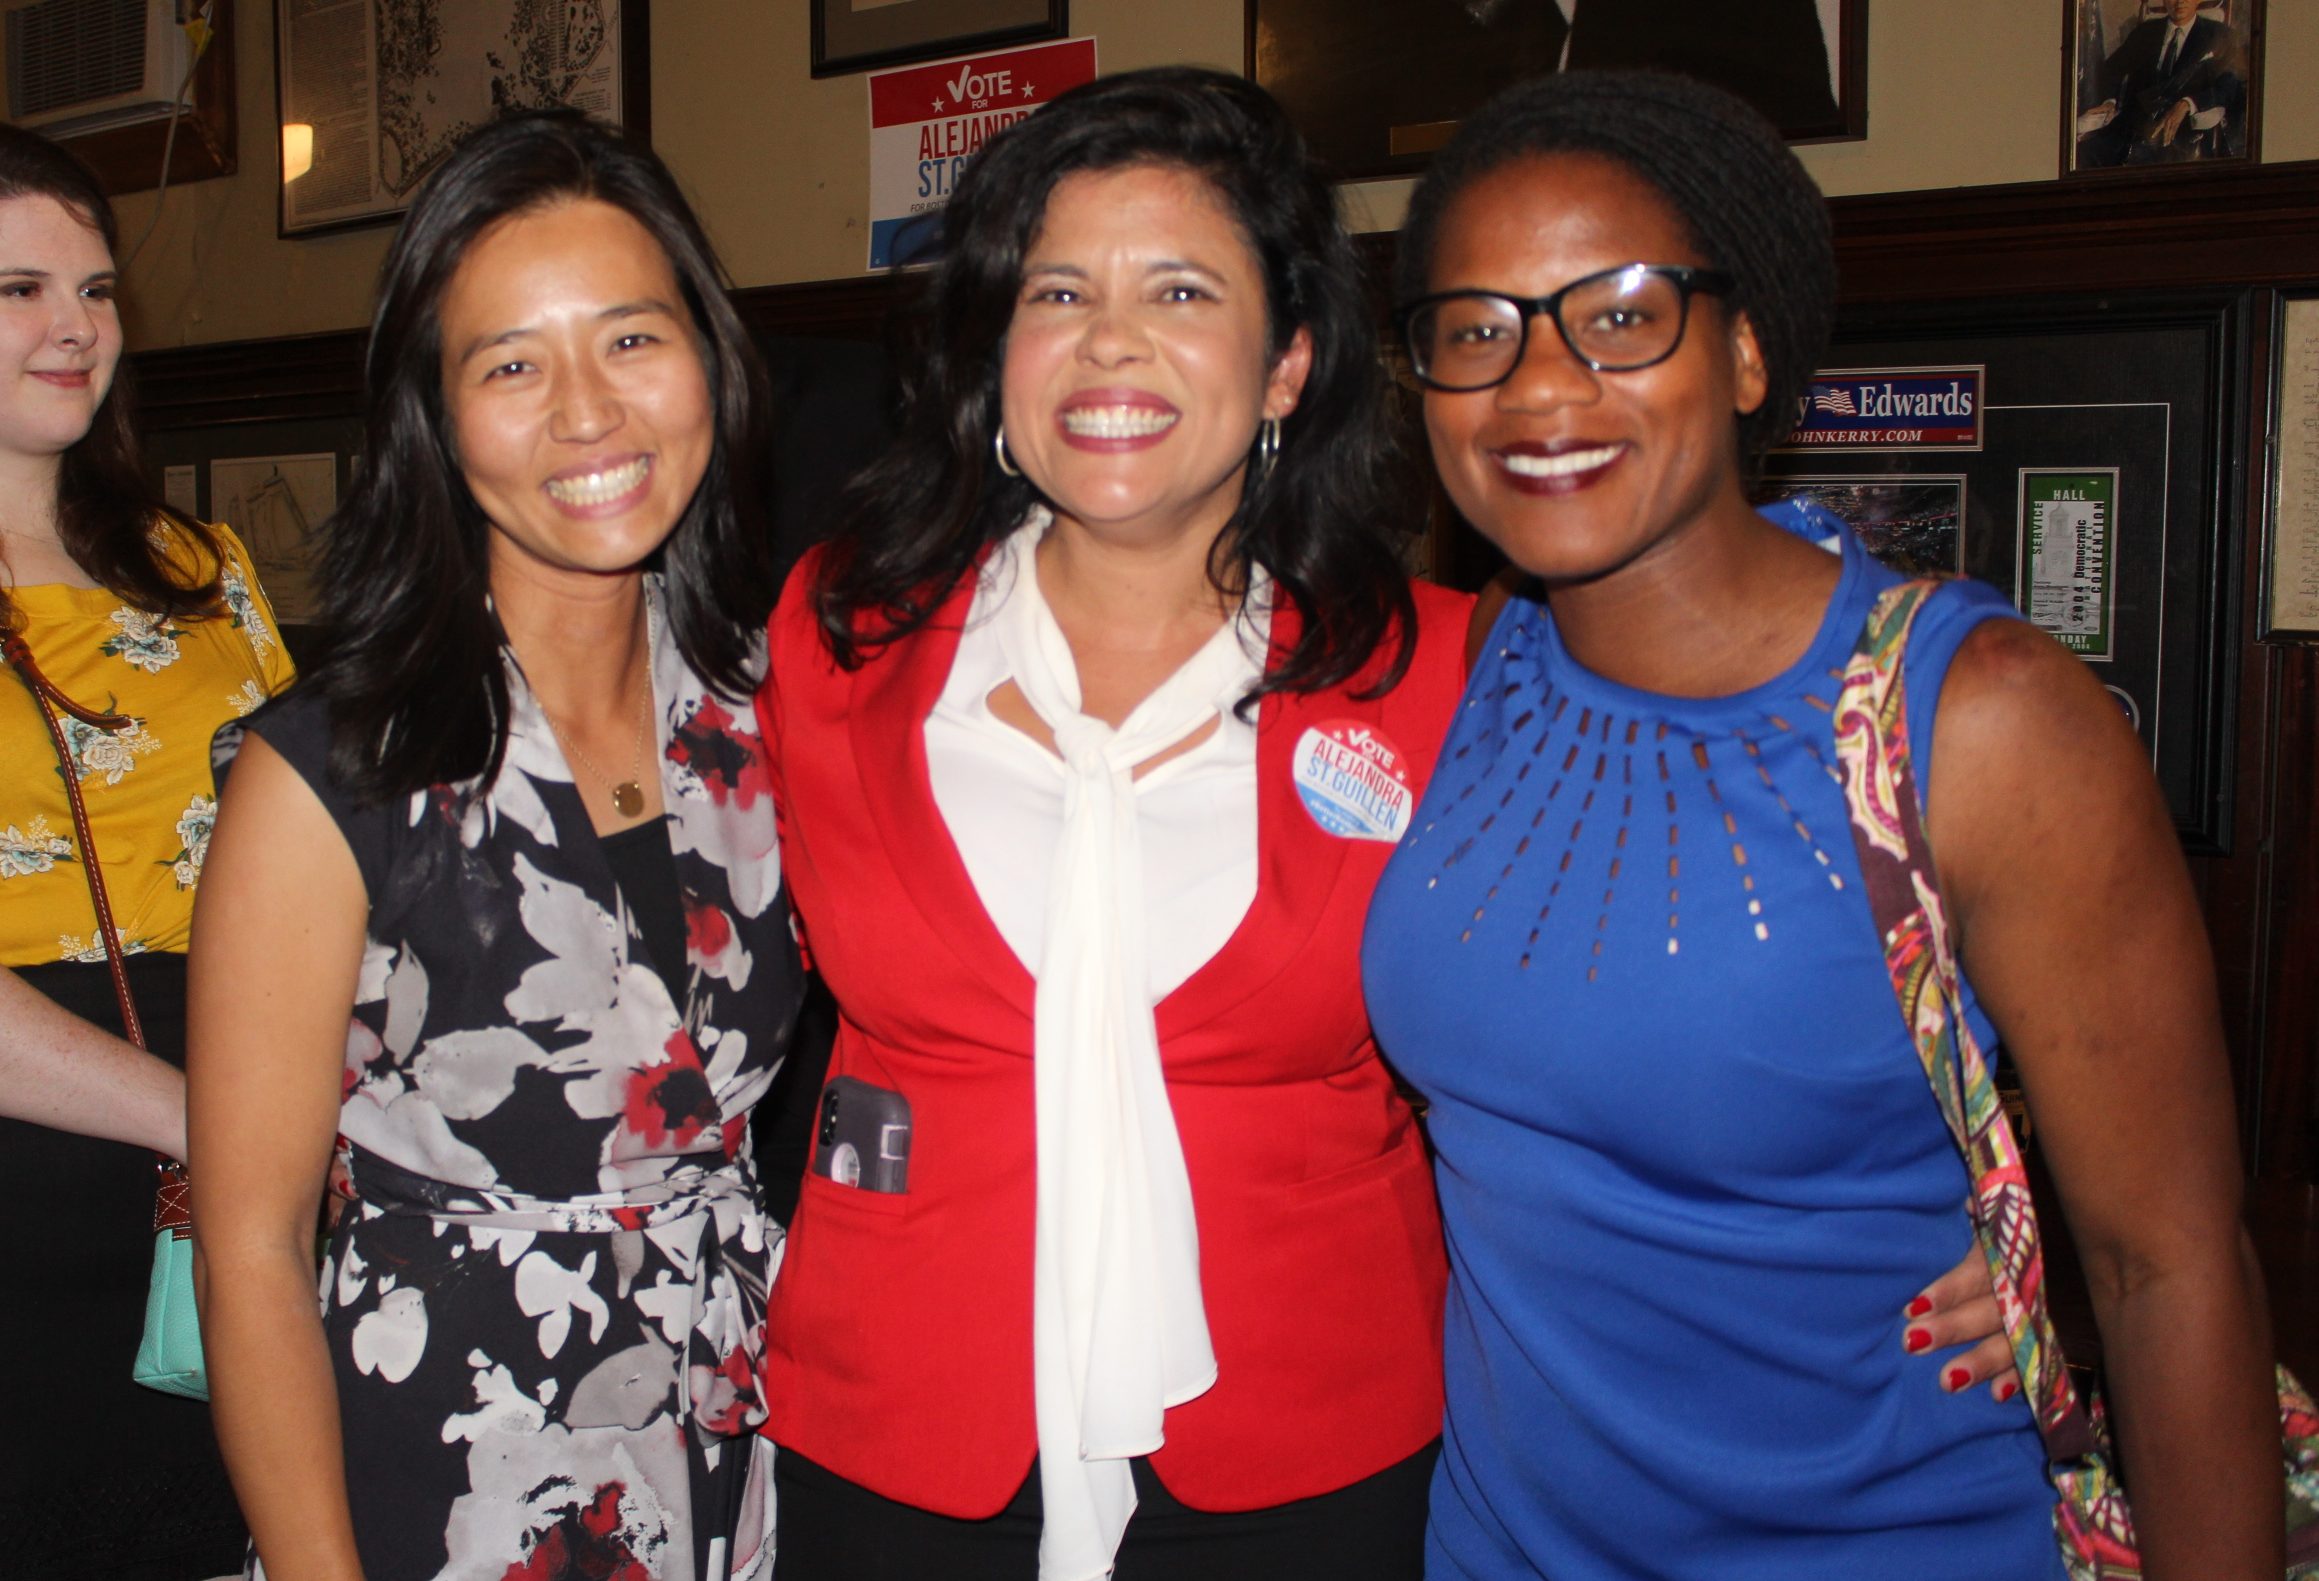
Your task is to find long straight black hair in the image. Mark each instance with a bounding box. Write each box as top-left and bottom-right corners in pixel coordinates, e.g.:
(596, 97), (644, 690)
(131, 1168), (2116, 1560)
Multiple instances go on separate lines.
(814, 67), (1418, 704)
(0, 124), (218, 636)
(308, 110), (776, 804)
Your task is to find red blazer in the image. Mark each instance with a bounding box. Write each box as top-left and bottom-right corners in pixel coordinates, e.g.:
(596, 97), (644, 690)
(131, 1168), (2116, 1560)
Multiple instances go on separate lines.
(758, 555), (1471, 1517)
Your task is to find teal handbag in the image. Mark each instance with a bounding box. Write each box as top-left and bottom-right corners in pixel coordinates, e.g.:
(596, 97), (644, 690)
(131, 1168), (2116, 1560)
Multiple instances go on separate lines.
(6, 632), (210, 1402)
(134, 1160), (208, 1399)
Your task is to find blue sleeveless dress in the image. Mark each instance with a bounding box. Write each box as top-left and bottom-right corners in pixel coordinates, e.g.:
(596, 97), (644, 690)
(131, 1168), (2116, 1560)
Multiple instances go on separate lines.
(1361, 523), (2067, 1581)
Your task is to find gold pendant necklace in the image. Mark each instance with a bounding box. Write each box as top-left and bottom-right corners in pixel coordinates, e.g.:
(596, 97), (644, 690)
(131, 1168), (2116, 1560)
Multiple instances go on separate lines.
(545, 683), (653, 817)
(536, 610), (655, 820)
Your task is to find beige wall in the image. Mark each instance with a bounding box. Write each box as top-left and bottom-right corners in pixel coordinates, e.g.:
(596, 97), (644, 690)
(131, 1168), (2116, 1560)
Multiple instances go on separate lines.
(111, 0), (2319, 350)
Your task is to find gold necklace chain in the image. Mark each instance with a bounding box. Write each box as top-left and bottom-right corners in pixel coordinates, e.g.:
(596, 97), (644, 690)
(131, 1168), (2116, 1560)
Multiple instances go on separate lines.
(535, 605), (656, 820)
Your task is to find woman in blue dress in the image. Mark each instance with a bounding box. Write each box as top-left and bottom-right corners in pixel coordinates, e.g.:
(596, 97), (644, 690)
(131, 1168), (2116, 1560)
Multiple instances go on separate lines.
(1361, 71), (2279, 1580)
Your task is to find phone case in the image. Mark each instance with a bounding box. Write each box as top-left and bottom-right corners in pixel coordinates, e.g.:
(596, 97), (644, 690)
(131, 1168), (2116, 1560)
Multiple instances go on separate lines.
(810, 1076), (913, 1193)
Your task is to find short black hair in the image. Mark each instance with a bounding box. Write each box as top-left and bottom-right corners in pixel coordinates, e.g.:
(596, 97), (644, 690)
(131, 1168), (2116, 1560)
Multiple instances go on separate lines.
(815, 66), (1418, 706)
(309, 110), (775, 804)
(1397, 70), (1835, 462)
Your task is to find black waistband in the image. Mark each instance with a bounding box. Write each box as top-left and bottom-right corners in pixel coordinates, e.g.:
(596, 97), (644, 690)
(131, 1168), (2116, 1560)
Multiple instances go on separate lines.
(12, 953), (190, 1063)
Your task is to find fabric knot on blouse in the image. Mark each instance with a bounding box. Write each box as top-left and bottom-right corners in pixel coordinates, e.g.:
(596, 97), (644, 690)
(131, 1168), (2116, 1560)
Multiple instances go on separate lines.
(926, 512), (1271, 1580)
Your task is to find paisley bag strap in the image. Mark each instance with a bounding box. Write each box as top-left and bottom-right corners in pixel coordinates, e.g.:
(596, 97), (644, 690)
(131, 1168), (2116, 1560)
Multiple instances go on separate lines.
(1830, 583), (2140, 1576)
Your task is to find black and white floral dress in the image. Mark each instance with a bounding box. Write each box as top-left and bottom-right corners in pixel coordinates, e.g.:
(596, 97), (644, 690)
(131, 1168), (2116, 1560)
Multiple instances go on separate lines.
(224, 583), (801, 1581)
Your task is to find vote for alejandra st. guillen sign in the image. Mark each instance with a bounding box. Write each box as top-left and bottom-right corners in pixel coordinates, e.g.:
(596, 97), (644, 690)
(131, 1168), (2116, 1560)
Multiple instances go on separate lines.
(1778, 366), (1987, 452)
(867, 38), (1099, 271)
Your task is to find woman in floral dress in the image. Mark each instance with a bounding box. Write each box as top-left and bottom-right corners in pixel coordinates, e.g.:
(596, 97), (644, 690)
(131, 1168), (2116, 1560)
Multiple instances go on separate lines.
(189, 113), (798, 1581)
(0, 125), (293, 1578)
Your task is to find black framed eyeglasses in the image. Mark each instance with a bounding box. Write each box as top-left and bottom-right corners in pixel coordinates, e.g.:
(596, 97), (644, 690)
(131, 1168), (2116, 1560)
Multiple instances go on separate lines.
(1397, 264), (1736, 392)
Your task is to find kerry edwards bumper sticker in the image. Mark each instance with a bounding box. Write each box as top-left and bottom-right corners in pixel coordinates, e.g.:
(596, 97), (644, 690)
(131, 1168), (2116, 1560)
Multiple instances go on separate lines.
(1777, 366), (1986, 452)
(1295, 722), (1414, 842)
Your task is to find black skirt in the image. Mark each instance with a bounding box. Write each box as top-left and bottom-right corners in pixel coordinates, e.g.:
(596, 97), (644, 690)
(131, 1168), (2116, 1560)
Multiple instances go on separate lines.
(0, 955), (247, 1580)
(773, 1439), (1439, 1581)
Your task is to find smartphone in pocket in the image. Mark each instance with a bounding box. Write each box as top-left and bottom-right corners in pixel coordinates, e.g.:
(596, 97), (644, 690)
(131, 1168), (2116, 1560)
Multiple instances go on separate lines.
(810, 1076), (912, 1193)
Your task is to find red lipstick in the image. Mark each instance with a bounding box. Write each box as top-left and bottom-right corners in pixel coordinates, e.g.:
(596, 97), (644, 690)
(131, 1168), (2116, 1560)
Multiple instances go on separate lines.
(1489, 438), (1629, 497)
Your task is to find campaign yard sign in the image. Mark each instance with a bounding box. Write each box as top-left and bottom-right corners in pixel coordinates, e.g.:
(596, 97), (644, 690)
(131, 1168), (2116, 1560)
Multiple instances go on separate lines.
(868, 38), (1098, 270)
(1778, 366), (1987, 452)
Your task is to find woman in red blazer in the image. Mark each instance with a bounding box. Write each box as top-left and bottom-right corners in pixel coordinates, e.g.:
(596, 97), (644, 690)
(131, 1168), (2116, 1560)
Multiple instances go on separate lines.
(757, 67), (2014, 1581)
(760, 70), (1458, 1580)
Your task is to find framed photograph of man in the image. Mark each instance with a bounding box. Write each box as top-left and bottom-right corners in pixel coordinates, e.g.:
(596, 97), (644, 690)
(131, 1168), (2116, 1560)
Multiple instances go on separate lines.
(2067, 0), (2262, 174)
(1248, 0), (1864, 181)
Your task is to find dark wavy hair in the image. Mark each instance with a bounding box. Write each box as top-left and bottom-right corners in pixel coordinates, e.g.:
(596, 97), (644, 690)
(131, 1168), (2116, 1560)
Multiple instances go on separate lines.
(1396, 70), (1836, 466)
(308, 110), (776, 804)
(0, 124), (217, 637)
(814, 66), (1417, 704)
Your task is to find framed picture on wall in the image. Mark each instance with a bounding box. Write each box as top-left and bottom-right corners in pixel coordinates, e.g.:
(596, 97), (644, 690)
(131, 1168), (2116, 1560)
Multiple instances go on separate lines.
(1754, 289), (2255, 853)
(1762, 476), (1969, 577)
(141, 415), (362, 661)
(2065, 0), (2262, 175)
(207, 453), (338, 628)
(812, 0), (1068, 78)
(275, 0), (650, 238)
(2262, 294), (2319, 641)
(1248, 0), (1865, 180)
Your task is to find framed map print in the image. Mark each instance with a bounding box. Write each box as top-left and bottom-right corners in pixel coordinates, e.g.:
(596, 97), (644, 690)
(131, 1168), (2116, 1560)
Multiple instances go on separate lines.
(275, 0), (648, 237)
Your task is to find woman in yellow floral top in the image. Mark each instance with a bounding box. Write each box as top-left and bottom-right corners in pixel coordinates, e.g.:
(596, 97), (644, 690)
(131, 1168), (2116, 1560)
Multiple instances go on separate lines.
(2, 536), (289, 960)
(0, 125), (293, 1578)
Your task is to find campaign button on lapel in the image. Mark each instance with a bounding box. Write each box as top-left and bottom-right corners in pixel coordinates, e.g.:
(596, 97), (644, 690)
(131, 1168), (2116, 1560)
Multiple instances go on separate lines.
(1293, 720), (1414, 843)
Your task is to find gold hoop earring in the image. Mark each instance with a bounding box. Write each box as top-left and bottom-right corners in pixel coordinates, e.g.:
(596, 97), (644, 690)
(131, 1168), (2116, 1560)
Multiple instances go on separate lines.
(994, 426), (1022, 479)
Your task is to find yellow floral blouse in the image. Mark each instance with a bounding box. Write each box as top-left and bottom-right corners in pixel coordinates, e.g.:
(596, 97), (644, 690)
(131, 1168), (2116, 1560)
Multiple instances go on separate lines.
(2, 522), (295, 965)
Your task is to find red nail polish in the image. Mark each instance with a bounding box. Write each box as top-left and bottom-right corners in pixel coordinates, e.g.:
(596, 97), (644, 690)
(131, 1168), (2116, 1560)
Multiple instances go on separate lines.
(1996, 1379), (2019, 1403)
(1904, 1327), (1932, 1353)
(1944, 1366), (1971, 1392)
(1905, 1296), (1934, 1318)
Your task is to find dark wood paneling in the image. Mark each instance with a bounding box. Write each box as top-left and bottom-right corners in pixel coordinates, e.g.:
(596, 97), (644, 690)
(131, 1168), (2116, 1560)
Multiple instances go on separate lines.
(2258, 646), (2319, 1173)
(130, 328), (365, 431)
(124, 273), (917, 432)
(731, 275), (909, 344)
(1829, 159), (2319, 304)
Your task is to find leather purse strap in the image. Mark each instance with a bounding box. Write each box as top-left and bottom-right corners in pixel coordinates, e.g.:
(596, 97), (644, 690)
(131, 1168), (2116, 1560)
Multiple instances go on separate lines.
(4, 631), (145, 1051)
(4, 630), (189, 1236)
